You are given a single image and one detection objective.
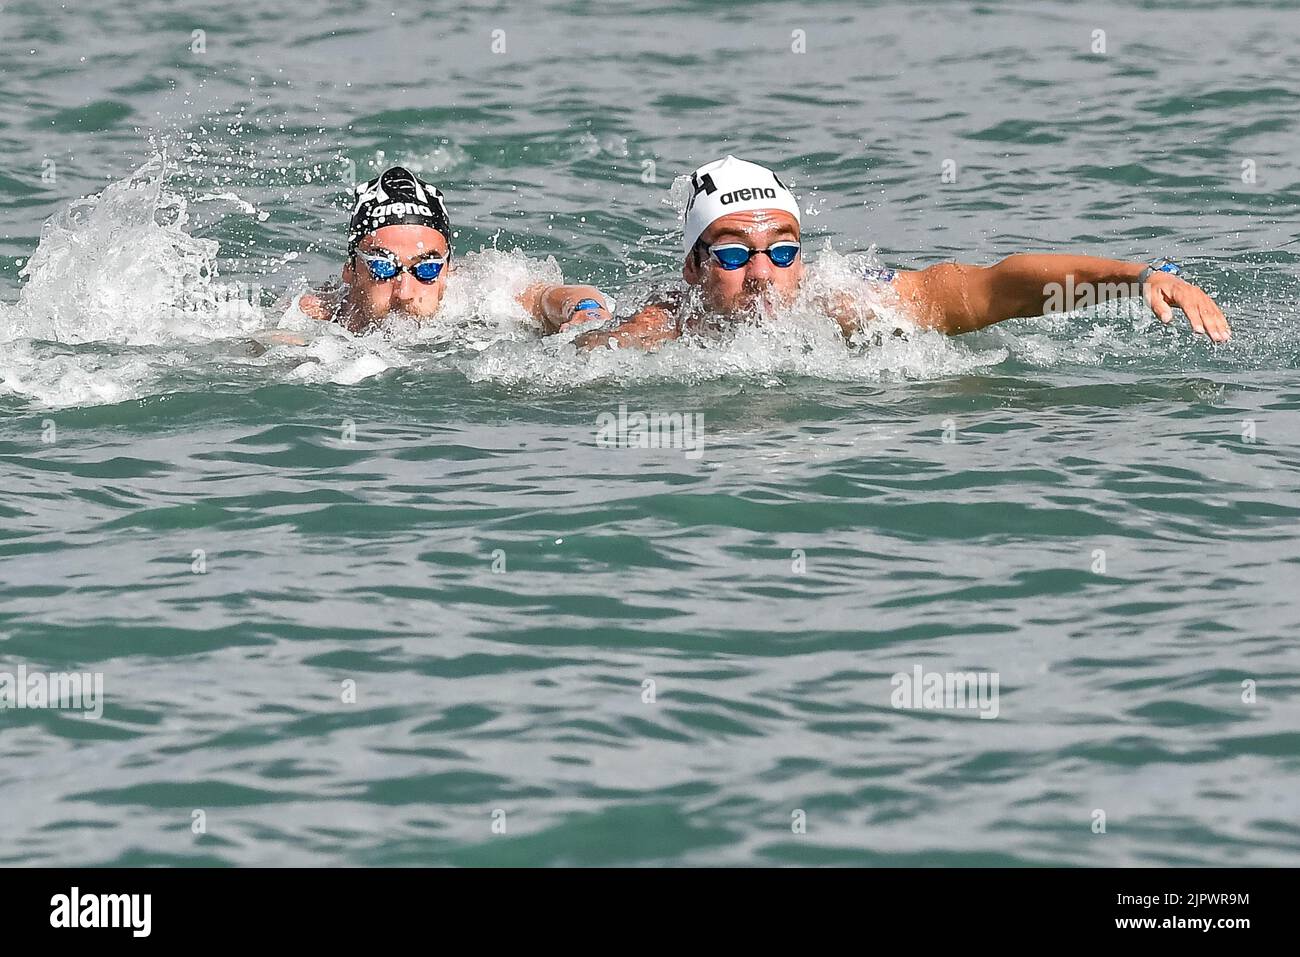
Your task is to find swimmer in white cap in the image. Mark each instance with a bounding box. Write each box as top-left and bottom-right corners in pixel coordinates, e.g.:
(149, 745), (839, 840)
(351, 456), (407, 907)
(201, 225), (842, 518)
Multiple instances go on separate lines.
(298, 166), (614, 334)
(578, 155), (1230, 348)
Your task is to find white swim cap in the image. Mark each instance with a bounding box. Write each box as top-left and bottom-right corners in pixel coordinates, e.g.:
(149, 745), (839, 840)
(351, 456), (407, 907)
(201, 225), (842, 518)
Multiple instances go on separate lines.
(682, 155), (801, 256)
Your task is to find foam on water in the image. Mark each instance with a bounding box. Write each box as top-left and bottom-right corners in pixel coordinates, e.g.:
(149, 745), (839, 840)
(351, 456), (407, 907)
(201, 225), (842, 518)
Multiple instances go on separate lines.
(0, 340), (182, 408)
(464, 318), (1004, 391)
(464, 244), (1007, 390)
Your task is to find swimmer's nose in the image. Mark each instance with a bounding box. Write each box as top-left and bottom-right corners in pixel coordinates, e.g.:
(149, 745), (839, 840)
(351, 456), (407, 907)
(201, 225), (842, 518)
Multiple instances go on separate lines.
(392, 271), (420, 301)
(744, 253), (776, 282)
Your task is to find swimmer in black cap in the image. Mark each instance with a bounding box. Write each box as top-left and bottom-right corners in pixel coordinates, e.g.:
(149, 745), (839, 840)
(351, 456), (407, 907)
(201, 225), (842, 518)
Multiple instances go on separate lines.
(298, 166), (612, 333)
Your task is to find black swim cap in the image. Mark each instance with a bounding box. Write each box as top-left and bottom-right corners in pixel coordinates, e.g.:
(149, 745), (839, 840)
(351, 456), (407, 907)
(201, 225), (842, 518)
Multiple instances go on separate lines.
(348, 166), (452, 254)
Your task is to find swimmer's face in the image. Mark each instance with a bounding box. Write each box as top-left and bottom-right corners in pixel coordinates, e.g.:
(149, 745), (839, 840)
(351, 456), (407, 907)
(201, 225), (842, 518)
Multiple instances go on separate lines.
(343, 225), (451, 324)
(682, 210), (804, 316)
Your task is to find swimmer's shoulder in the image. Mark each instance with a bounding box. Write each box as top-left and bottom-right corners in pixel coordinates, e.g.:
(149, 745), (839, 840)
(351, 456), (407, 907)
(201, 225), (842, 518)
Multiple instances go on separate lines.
(862, 262), (931, 306)
(855, 262), (944, 331)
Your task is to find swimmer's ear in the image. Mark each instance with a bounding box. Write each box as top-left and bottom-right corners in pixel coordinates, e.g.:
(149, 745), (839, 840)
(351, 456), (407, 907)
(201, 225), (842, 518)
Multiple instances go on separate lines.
(682, 251), (701, 285)
(342, 257), (355, 284)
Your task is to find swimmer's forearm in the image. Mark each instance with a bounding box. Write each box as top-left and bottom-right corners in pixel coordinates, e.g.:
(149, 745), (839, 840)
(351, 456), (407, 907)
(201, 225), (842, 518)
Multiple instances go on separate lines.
(989, 254), (1145, 324)
(812, 290), (864, 339)
(250, 330), (308, 347)
(901, 254), (1144, 334)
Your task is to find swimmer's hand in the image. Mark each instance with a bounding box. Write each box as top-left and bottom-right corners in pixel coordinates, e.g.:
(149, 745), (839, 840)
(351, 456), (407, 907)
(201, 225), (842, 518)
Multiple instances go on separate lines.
(1142, 270), (1231, 343)
(556, 291), (612, 332)
(574, 305), (678, 351)
(525, 283), (613, 333)
(298, 292), (335, 322)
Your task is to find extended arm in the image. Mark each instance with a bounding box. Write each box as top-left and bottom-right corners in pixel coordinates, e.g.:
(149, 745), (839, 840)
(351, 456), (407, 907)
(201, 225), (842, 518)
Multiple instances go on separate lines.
(889, 254), (1230, 342)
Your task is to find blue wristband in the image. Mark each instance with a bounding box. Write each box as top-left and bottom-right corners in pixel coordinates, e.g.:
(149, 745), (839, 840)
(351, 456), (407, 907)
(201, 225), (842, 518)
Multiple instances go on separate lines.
(1137, 259), (1181, 285)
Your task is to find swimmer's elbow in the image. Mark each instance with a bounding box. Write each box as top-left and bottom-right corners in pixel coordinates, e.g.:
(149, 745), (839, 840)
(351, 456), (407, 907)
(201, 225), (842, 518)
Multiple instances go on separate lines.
(893, 266), (968, 334)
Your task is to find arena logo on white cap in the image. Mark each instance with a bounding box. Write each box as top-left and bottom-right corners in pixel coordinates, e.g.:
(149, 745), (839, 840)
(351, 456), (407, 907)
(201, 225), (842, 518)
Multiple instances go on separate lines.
(682, 155), (802, 255)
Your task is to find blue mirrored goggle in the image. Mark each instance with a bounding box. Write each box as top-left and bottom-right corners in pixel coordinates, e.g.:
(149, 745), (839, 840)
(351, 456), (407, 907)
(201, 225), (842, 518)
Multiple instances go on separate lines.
(707, 240), (801, 271)
(358, 251), (447, 284)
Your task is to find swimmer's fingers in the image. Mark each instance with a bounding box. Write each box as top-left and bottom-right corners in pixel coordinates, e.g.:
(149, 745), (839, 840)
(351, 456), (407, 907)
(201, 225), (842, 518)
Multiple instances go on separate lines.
(1143, 275), (1177, 326)
(1192, 288), (1232, 342)
(298, 293), (331, 322)
(1143, 275), (1232, 343)
(1152, 277), (1232, 343)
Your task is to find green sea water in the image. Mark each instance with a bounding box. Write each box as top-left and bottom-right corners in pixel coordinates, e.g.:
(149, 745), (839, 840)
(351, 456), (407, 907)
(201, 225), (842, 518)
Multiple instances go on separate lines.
(1, 0), (1299, 866)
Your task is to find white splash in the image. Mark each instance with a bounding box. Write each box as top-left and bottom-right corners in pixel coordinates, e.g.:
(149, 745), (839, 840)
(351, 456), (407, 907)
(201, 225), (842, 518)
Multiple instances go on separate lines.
(464, 244), (1005, 389)
(0, 152), (265, 346)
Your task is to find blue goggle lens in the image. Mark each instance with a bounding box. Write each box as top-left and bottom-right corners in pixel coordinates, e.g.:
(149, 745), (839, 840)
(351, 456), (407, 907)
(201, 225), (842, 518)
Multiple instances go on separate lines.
(709, 242), (800, 270)
(711, 245), (751, 270)
(411, 259), (445, 281)
(363, 256), (400, 280)
(768, 242), (800, 267)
